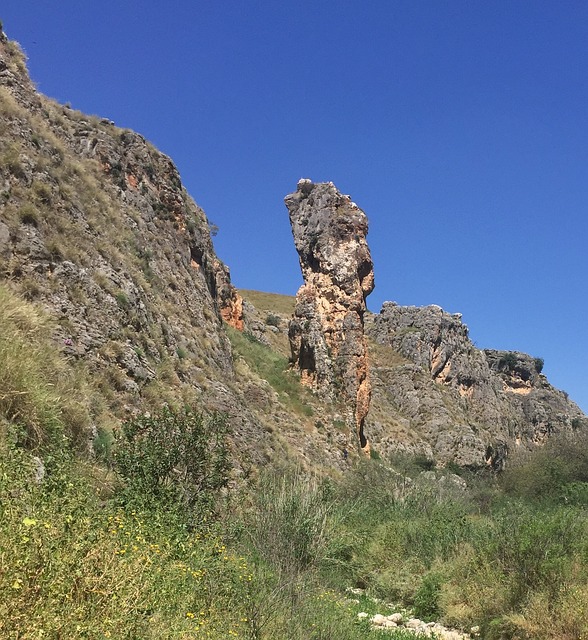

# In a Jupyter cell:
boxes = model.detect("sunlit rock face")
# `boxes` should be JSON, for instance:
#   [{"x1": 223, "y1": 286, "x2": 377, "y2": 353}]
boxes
[
  {"x1": 367, "y1": 302, "x2": 588, "y2": 468},
  {"x1": 286, "y1": 179, "x2": 374, "y2": 452}
]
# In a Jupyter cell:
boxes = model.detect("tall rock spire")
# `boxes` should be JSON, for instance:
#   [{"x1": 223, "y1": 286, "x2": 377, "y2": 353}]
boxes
[{"x1": 286, "y1": 179, "x2": 374, "y2": 452}]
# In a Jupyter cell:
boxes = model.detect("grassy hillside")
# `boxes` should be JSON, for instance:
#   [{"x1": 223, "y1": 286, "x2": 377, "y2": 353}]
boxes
[
  {"x1": 2, "y1": 285, "x2": 588, "y2": 639},
  {"x1": 239, "y1": 289, "x2": 296, "y2": 316}
]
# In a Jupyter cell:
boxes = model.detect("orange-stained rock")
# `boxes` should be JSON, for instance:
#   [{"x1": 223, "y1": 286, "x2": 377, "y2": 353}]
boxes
[{"x1": 286, "y1": 179, "x2": 374, "y2": 452}]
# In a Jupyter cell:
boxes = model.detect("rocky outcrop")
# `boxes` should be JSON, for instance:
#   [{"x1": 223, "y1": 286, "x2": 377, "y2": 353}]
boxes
[
  {"x1": 367, "y1": 302, "x2": 586, "y2": 467},
  {"x1": 0, "y1": 32, "x2": 257, "y2": 456},
  {"x1": 286, "y1": 179, "x2": 374, "y2": 450},
  {"x1": 1, "y1": 25, "x2": 585, "y2": 473}
]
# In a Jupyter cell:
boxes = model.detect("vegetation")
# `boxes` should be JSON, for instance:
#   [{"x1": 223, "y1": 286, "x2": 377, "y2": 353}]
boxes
[
  {"x1": 239, "y1": 289, "x2": 296, "y2": 316},
  {"x1": 113, "y1": 406, "x2": 230, "y2": 512},
  {"x1": 533, "y1": 357, "x2": 544, "y2": 374},
  {"x1": 7, "y1": 352, "x2": 584, "y2": 623},
  {"x1": 226, "y1": 324, "x2": 314, "y2": 417},
  {"x1": 3, "y1": 411, "x2": 588, "y2": 639},
  {"x1": 0, "y1": 284, "x2": 91, "y2": 449},
  {"x1": 2, "y1": 297, "x2": 587, "y2": 639},
  {"x1": 498, "y1": 352, "x2": 518, "y2": 371},
  {"x1": 0, "y1": 288, "x2": 586, "y2": 639}
]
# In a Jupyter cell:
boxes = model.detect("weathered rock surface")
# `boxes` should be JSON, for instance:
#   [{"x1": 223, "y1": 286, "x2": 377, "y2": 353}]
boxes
[
  {"x1": 1, "y1": 26, "x2": 585, "y2": 473},
  {"x1": 0, "y1": 32, "x2": 259, "y2": 457},
  {"x1": 366, "y1": 302, "x2": 586, "y2": 467},
  {"x1": 286, "y1": 179, "x2": 374, "y2": 450}
]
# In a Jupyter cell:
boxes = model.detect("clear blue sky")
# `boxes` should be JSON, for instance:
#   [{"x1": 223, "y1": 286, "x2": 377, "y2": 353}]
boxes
[{"x1": 3, "y1": 2, "x2": 587, "y2": 413}]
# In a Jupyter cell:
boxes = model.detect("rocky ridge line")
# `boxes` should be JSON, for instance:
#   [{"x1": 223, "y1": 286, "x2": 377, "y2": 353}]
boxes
[{"x1": 366, "y1": 301, "x2": 586, "y2": 466}]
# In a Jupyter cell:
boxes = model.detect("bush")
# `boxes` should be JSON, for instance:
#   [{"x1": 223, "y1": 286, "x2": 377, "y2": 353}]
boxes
[
  {"x1": 498, "y1": 352, "x2": 518, "y2": 371},
  {"x1": 113, "y1": 406, "x2": 230, "y2": 515},
  {"x1": 265, "y1": 313, "x2": 281, "y2": 328},
  {"x1": 0, "y1": 433, "x2": 250, "y2": 640},
  {"x1": 413, "y1": 572, "x2": 443, "y2": 621},
  {"x1": 501, "y1": 432, "x2": 588, "y2": 502}
]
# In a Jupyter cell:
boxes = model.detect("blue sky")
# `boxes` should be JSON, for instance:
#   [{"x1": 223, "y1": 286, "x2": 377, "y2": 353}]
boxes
[{"x1": 3, "y1": 2, "x2": 587, "y2": 412}]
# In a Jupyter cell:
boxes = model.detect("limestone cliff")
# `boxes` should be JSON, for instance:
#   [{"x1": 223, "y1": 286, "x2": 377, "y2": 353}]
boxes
[
  {"x1": 366, "y1": 302, "x2": 586, "y2": 467},
  {"x1": 286, "y1": 179, "x2": 374, "y2": 451},
  {"x1": 0, "y1": 31, "x2": 254, "y2": 448}
]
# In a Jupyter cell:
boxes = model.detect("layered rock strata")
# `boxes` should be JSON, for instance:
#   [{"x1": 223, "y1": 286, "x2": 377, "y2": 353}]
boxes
[{"x1": 286, "y1": 179, "x2": 374, "y2": 450}]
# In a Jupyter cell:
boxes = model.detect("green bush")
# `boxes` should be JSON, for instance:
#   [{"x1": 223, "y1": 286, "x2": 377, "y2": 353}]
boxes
[
  {"x1": 498, "y1": 352, "x2": 518, "y2": 371},
  {"x1": 501, "y1": 432, "x2": 588, "y2": 502},
  {"x1": 533, "y1": 357, "x2": 544, "y2": 374},
  {"x1": 0, "y1": 432, "x2": 251, "y2": 639},
  {"x1": 413, "y1": 572, "x2": 443, "y2": 621},
  {"x1": 265, "y1": 313, "x2": 281, "y2": 328},
  {"x1": 113, "y1": 406, "x2": 230, "y2": 515}
]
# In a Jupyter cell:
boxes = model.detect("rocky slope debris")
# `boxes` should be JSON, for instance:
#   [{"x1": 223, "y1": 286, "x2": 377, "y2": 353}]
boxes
[
  {"x1": 366, "y1": 612, "x2": 477, "y2": 639},
  {"x1": 286, "y1": 179, "x2": 375, "y2": 451}
]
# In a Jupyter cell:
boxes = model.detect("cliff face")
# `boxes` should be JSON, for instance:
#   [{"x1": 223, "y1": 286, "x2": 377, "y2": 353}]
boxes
[
  {"x1": 366, "y1": 302, "x2": 586, "y2": 467},
  {"x1": 0, "y1": 31, "x2": 255, "y2": 448},
  {"x1": 286, "y1": 179, "x2": 374, "y2": 451}
]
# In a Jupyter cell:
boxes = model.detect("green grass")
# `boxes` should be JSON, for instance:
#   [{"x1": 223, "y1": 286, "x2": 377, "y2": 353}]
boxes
[
  {"x1": 226, "y1": 325, "x2": 313, "y2": 417},
  {"x1": 2, "y1": 402, "x2": 588, "y2": 639}
]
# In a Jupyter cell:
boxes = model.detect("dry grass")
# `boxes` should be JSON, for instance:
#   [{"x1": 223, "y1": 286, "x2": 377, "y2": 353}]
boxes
[
  {"x1": 0, "y1": 286, "x2": 92, "y2": 447},
  {"x1": 240, "y1": 289, "x2": 296, "y2": 316}
]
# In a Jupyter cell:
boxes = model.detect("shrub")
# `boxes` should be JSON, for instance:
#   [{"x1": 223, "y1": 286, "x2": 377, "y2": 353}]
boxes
[
  {"x1": 533, "y1": 357, "x2": 544, "y2": 374},
  {"x1": 265, "y1": 313, "x2": 281, "y2": 328},
  {"x1": 113, "y1": 406, "x2": 230, "y2": 515},
  {"x1": 19, "y1": 203, "x2": 40, "y2": 226},
  {"x1": 115, "y1": 290, "x2": 130, "y2": 309},
  {"x1": 413, "y1": 572, "x2": 443, "y2": 621},
  {"x1": 501, "y1": 431, "x2": 588, "y2": 502},
  {"x1": 498, "y1": 352, "x2": 517, "y2": 371}
]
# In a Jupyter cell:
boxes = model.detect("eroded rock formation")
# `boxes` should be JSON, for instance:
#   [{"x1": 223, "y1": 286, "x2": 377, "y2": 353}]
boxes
[
  {"x1": 366, "y1": 302, "x2": 587, "y2": 467},
  {"x1": 286, "y1": 179, "x2": 374, "y2": 450}
]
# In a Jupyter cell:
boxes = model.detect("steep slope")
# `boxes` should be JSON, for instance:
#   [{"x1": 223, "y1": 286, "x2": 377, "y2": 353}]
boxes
[
  {"x1": 0, "y1": 29, "x2": 269, "y2": 459},
  {"x1": 0, "y1": 29, "x2": 363, "y2": 473},
  {"x1": 1, "y1": 26, "x2": 584, "y2": 474}
]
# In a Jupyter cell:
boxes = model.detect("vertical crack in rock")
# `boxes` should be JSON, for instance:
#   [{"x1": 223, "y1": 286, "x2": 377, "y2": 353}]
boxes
[{"x1": 286, "y1": 179, "x2": 375, "y2": 452}]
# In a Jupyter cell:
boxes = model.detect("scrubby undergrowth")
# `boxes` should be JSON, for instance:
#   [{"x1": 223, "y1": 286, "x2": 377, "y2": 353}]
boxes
[{"x1": 1, "y1": 287, "x2": 588, "y2": 639}]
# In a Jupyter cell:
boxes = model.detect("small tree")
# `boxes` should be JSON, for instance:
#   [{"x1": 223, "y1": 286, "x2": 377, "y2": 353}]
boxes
[{"x1": 533, "y1": 357, "x2": 544, "y2": 374}]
